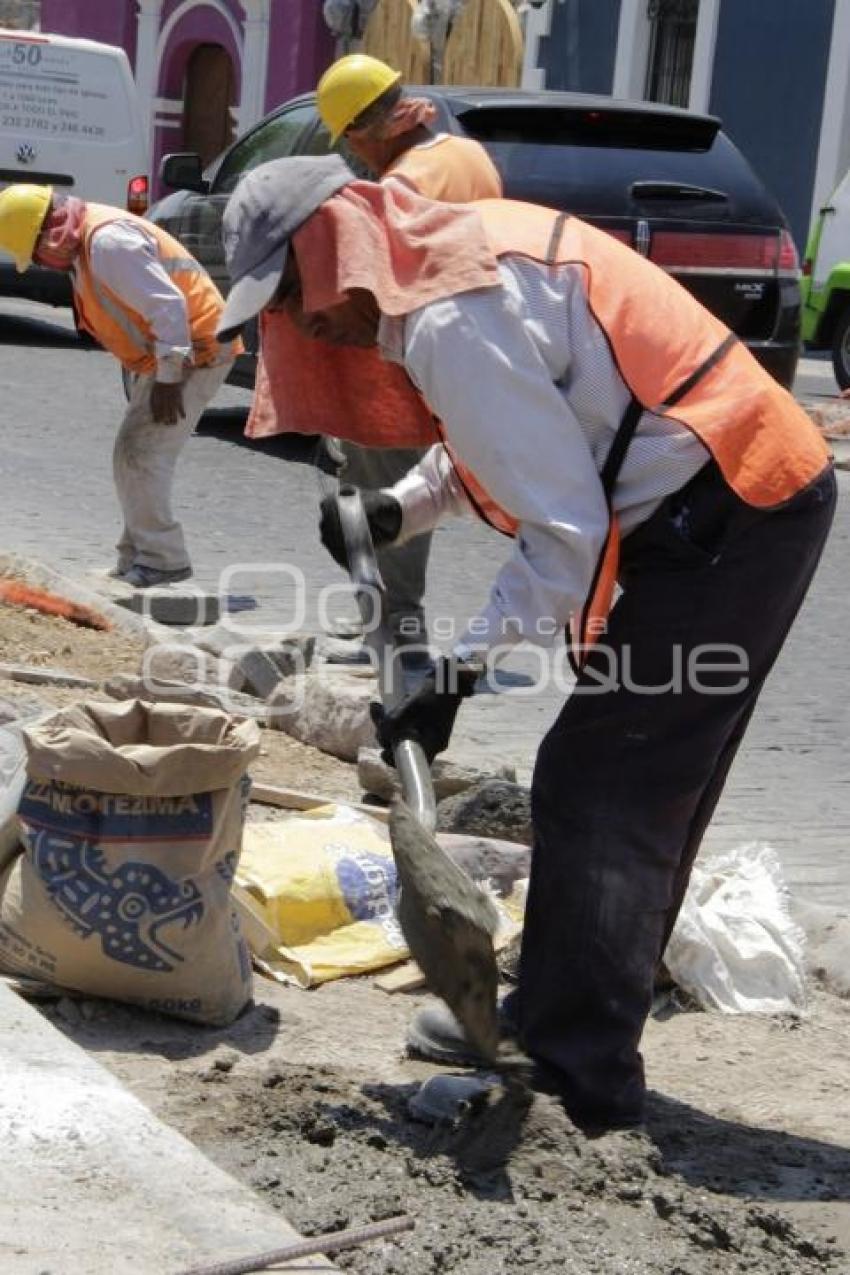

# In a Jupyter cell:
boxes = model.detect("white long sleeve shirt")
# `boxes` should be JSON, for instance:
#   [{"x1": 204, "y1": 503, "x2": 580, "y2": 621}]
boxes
[
  {"x1": 379, "y1": 256, "x2": 710, "y2": 660},
  {"x1": 78, "y1": 220, "x2": 193, "y2": 382}
]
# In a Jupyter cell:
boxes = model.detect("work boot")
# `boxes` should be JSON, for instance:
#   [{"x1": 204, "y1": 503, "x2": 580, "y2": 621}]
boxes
[
  {"x1": 406, "y1": 995, "x2": 519, "y2": 1067},
  {"x1": 123, "y1": 564, "x2": 193, "y2": 589},
  {"x1": 408, "y1": 1003, "x2": 645, "y2": 1136}
]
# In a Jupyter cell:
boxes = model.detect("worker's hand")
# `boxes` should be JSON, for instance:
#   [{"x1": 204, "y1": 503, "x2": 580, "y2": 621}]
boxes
[
  {"x1": 371, "y1": 657, "x2": 481, "y2": 765},
  {"x1": 150, "y1": 381, "x2": 186, "y2": 426},
  {"x1": 319, "y1": 489, "x2": 403, "y2": 568}
]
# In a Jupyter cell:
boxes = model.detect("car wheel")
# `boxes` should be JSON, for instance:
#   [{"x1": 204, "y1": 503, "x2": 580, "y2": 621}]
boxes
[{"x1": 831, "y1": 304, "x2": 850, "y2": 390}]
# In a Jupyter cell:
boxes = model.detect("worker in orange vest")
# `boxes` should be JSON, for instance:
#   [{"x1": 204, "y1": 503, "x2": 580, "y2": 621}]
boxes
[
  {"x1": 0, "y1": 184, "x2": 239, "y2": 588},
  {"x1": 254, "y1": 54, "x2": 502, "y2": 664},
  {"x1": 217, "y1": 156, "x2": 835, "y2": 1135}
]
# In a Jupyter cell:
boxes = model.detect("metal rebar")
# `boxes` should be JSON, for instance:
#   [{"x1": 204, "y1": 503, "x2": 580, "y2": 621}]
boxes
[{"x1": 175, "y1": 1214, "x2": 415, "y2": 1275}]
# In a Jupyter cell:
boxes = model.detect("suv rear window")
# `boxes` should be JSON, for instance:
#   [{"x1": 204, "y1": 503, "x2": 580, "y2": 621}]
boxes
[
  {"x1": 458, "y1": 104, "x2": 718, "y2": 152},
  {"x1": 454, "y1": 104, "x2": 777, "y2": 225}
]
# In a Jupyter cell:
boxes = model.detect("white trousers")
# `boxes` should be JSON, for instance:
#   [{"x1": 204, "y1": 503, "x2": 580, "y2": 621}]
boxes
[{"x1": 113, "y1": 360, "x2": 232, "y2": 572}]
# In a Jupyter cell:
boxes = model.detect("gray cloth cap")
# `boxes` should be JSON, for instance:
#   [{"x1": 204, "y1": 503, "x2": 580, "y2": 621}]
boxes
[{"x1": 216, "y1": 154, "x2": 354, "y2": 341}]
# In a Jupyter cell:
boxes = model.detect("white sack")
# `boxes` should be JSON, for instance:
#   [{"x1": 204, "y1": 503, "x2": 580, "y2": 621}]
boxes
[{"x1": 665, "y1": 843, "x2": 807, "y2": 1014}]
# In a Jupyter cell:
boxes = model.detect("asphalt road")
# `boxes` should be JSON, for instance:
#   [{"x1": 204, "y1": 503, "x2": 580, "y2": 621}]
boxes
[{"x1": 0, "y1": 298, "x2": 848, "y2": 906}]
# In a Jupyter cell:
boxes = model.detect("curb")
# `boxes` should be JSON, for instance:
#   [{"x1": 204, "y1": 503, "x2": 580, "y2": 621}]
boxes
[{"x1": 0, "y1": 980, "x2": 337, "y2": 1273}]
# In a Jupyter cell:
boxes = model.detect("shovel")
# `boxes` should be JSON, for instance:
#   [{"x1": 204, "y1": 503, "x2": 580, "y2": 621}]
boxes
[{"x1": 333, "y1": 484, "x2": 501, "y2": 1062}]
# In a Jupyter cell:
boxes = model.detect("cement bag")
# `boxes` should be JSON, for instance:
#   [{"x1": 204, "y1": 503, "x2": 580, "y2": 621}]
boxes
[
  {"x1": 0, "y1": 699, "x2": 261, "y2": 1025},
  {"x1": 665, "y1": 843, "x2": 807, "y2": 1014},
  {"x1": 234, "y1": 804, "x2": 408, "y2": 986}
]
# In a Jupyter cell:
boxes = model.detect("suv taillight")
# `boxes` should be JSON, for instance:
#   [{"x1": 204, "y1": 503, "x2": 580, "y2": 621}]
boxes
[
  {"x1": 650, "y1": 230, "x2": 799, "y2": 276},
  {"x1": 127, "y1": 175, "x2": 149, "y2": 215},
  {"x1": 657, "y1": 234, "x2": 795, "y2": 274},
  {"x1": 777, "y1": 229, "x2": 799, "y2": 272}
]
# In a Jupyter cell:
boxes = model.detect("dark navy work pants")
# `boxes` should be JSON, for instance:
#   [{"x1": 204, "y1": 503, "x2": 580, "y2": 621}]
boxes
[{"x1": 518, "y1": 460, "x2": 837, "y2": 1131}]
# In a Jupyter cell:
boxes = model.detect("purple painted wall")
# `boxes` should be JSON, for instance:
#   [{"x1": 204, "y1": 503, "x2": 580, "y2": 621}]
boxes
[
  {"x1": 266, "y1": 1, "x2": 336, "y2": 111},
  {"x1": 40, "y1": 0, "x2": 335, "y2": 110},
  {"x1": 40, "y1": 0, "x2": 137, "y2": 66},
  {"x1": 36, "y1": 0, "x2": 338, "y2": 194}
]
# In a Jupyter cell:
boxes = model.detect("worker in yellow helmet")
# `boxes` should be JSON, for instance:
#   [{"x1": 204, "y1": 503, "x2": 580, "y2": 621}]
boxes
[
  {"x1": 317, "y1": 53, "x2": 501, "y2": 202},
  {"x1": 0, "y1": 183, "x2": 239, "y2": 587},
  {"x1": 307, "y1": 53, "x2": 503, "y2": 665}
]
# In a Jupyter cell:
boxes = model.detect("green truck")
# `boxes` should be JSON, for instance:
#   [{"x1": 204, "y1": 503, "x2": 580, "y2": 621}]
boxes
[{"x1": 801, "y1": 167, "x2": 850, "y2": 388}]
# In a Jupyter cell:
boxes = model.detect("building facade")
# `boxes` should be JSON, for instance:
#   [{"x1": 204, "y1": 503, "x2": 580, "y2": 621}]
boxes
[
  {"x1": 525, "y1": 0, "x2": 850, "y2": 251},
  {"x1": 36, "y1": 0, "x2": 850, "y2": 251},
  {"x1": 38, "y1": 0, "x2": 333, "y2": 188}
]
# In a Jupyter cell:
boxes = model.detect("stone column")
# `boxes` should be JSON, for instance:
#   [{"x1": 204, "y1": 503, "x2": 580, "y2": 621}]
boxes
[
  {"x1": 135, "y1": 0, "x2": 163, "y2": 160},
  {"x1": 239, "y1": 0, "x2": 271, "y2": 133}
]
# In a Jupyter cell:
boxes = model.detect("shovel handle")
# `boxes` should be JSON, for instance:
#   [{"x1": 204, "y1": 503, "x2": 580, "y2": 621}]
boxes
[
  {"x1": 394, "y1": 738, "x2": 437, "y2": 833},
  {"x1": 335, "y1": 486, "x2": 437, "y2": 833}
]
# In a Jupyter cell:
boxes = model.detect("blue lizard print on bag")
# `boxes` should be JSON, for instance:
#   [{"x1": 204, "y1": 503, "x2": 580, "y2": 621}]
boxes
[{"x1": 30, "y1": 830, "x2": 204, "y2": 972}]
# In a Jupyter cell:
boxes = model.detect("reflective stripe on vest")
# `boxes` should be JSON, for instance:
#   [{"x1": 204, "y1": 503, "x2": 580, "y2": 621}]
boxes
[
  {"x1": 84, "y1": 254, "x2": 210, "y2": 362},
  {"x1": 74, "y1": 204, "x2": 237, "y2": 375}
]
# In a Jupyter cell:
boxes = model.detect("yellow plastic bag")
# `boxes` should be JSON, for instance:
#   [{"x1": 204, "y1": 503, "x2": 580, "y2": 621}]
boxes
[{"x1": 233, "y1": 804, "x2": 409, "y2": 987}]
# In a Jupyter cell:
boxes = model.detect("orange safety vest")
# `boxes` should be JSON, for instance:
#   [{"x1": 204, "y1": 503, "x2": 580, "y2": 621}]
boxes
[
  {"x1": 385, "y1": 135, "x2": 503, "y2": 203},
  {"x1": 73, "y1": 204, "x2": 239, "y2": 376},
  {"x1": 446, "y1": 200, "x2": 830, "y2": 668}
]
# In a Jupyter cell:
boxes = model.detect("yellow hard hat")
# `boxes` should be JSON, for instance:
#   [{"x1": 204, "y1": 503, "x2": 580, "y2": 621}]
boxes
[
  {"x1": 317, "y1": 54, "x2": 402, "y2": 144},
  {"x1": 0, "y1": 183, "x2": 52, "y2": 272}
]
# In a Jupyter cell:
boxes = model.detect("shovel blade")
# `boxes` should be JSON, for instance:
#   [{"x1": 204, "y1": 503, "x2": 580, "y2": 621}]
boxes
[{"x1": 390, "y1": 800, "x2": 501, "y2": 1061}]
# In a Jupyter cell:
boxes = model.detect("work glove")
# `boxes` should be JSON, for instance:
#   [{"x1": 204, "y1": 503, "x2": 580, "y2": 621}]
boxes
[
  {"x1": 371, "y1": 656, "x2": 481, "y2": 765},
  {"x1": 319, "y1": 488, "x2": 403, "y2": 569}
]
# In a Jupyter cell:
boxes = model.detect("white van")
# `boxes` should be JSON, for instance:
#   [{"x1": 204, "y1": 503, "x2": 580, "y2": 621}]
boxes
[{"x1": 0, "y1": 28, "x2": 148, "y2": 306}]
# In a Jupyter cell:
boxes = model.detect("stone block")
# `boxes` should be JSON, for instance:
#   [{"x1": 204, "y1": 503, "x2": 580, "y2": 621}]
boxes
[
  {"x1": 115, "y1": 589, "x2": 220, "y2": 627},
  {"x1": 139, "y1": 644, "x2": 246, "y2": 693},
  {"x1": 236, "y1": 647, "x2": 290, "y2": 701},
  {"x1": 267, "y1": 667, "x2": 377, "y2": 761},
  {"x1": 439, "y1": 832, "x2": 531, "y2": 896},
  {"x1": 191, "y1": 626, "x2": 315, "y2": 677},
  {"x1": 264, "y1": 635, "x2": 317, "y2": 678}
]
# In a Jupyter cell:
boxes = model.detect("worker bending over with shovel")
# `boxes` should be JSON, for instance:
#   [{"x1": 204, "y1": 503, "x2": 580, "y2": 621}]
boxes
[
  {"x1": 218, "y1": 155, "x2": 835, "y2": 1135},
  {"x1": 252, "y1": 55, "x2": 501, "y2": 666},
  {"x1": 0, "y1": 184, "x2": 238, "y2": 587}
]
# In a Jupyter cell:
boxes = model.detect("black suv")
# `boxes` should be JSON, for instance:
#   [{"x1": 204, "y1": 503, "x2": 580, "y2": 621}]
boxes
[{"x1": 151, "y1": 88, "x2": 801, "y2": 389}]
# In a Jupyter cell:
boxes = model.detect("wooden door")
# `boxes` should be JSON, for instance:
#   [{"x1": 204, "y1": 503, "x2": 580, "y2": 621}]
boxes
[{"x1": 183, "y1": 43, "x2": 235, "y2": 167}]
